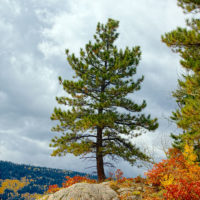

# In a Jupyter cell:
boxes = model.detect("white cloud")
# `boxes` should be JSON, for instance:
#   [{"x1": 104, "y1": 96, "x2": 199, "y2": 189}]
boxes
[
  {"x1": 0, "y1": 0, "x2": 21, "y2": 16},
  {"x1": 0, "y1": 0, "x2": 187, "y2": 177}
]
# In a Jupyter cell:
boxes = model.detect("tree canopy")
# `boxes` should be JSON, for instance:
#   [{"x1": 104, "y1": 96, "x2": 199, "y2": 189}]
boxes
[
  {"x1": 50, "y1": 18, "x2": 158, "y2": 181},
  {"x1": 162, "y1": 0, "x2": 200, "y2": 159}
]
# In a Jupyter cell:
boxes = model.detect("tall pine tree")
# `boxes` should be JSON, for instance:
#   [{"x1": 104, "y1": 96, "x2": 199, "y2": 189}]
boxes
[
  {"x1": 50, "y1": 19, "x2": 158, "y2": 181},
  {"x1": 162, "y1": 0, "x2": 200, "y2": 159}
]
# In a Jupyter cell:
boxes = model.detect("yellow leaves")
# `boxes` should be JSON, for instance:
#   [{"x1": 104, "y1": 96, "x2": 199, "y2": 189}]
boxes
[
  {"x1": 21, "y1": 193, "x2": 43, "y2": 200},
  {"x1": 0, "y1": 186, "x2": 4, "y2": 194},
  {"x1": 132, "y1": 191, "x2": 141, "y2": 195},
  {"x1": 183, "y1": 143, "x2": 197, "y2": 164},
  {"x1": 160, "y1": 174, "x2": 174, "y2": 187},
  {"x1": 0, "y1": 177, "x2": 29, "y2": 194},
  {"x1": 0, "y1": 177, "x2": 44, "y2": 199},
  {"x1": 109, "y1": 181, "x2": 120, "y2": 191}
]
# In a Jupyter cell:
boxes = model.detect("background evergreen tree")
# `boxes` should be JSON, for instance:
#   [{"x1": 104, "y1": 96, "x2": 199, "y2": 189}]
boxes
[
  {"x1": 162, "y1": 0, "x2": 200, "y2": 159},
  {"x1": 50, "y1": 18, "x2": 158, "y2": 181}
]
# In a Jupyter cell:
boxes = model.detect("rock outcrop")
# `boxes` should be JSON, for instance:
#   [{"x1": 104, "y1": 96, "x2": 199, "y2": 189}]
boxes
[
  {"x1": 40, "y1": 182, "x2": 119, "y2": 200},
  {"x1": 40, "y1": 181, "x2": 144, "y2": 200}
]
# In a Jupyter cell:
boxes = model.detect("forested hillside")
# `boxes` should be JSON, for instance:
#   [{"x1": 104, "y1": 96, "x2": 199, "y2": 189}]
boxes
[{"x1": 0, "y1": 160, "x2": 97, "y2": 200}]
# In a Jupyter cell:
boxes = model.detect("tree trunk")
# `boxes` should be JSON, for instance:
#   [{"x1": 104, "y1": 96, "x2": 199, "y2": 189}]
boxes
[
  {"x1": 96, "y1": 81, "x2": 106, "y2": 182},
  {"x1": 96, "y1": 127, "x2": 106, "y2": 182}
]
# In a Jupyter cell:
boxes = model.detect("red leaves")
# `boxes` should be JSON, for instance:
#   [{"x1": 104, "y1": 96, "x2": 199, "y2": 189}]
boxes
[
  {"x1": 47, "y1": 175, "x2": 97, "y2": 194},
  {"x1": 115, "y1": 169, "x2": 124, "y2": 180},
  {"x1": 47, "y1": 169, "x2": 132, "y2": 194},
  {"x1": 133, "y1": 175, "x2": 146, "y2": 184},
  {"x1": 146, "y1": 147, "x2": 200, "y2": 200},
  {"x1": 165, "y1": 180, "x2": 200, "y2": 200},
  {"x1": 145, "y1": 148, "x2": 187, "y2": 186},
  {"x1": 62, "y1": 175, "x2": 96, "y2": 188},
  {"x1": 47, "y1": 184, "x2": 59, "y2": 193}
]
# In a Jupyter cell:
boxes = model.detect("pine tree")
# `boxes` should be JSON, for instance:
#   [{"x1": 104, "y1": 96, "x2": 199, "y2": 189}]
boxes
[
  {"x1": 162, "y1": 0, "x2": 200, "y2": 159},
  {"x1": 50, "y1": 19, "x2": 158, "y2": 181}
]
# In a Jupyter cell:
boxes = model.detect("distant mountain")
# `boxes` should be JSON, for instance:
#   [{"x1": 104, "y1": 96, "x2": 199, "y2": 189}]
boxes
[{"x1": 0, "y1": 160, "x2": 97, "y2": 200}]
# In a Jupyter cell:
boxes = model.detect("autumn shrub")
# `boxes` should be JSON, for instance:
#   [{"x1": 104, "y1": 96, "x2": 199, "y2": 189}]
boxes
[
  {"x1": 62, "y1": 175, "x2": 96, "y2": 188},
  {"x1": 47, "y1": 169, "x2": 136, "y2": 194},
  {"x1": 106, "y1": 169, "x2": 136, "y2": 190},
  {"x1": 47, "y1": 175, "x2": 97, "y2": 193},
  {"x1": 115, "y1": 169, "x2": 124, "y2": 180},
  {"x1": 47, "y1": 184, "x2": 60, "y2": 193},
  {"x1": 146, "y1": 144, "x2": 200, "y2": 200},
  {"x1": 145, "y1": 148, "x2": 184, "y2": 186},
  {"x1": 133, "y1": 175, "x2": 146, "y2": 184},
  {"x1": 107, "y1": 169, "x2": 124, "y2": 181},
  {"x1": 165, "y1": 179, "x2": 200, "y2": 200}
]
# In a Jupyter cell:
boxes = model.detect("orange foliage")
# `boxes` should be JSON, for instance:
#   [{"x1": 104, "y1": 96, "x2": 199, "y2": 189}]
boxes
[
  {"x1": 133, "y1": 175, "x2": 146, "y2": 184},
  {"x1": 115, "y1": 168, "x2": 123, "y2": 180},
  {"x1": 47, "y1": 169, "x2": 136, "y2": 194},
  {"x1": 145, "y1": 148, "x2": 185, "y2": 186},
  {"x1": 146, "y1": 147, "x2": 200, "y2": 200},
  {"x1": 106, "y1": 169, "x2": 135, "y2": 186},
  {"x1": 47, "y1": 184, "x2": 60, "y2": 193},
  {"x1": 62, "y1": 175, "x2": 97, "y2": 188},
  {"x1": 47, "y1": 175, "x2": 97, "y2": 193},
  {"x1": 165, "y1": 179, "x2": 200, "y2": 200}
]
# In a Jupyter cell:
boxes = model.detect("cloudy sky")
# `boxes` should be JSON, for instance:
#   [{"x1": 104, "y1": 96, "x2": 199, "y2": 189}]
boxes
[{"x1": 0, "y1": 0, "x2": 187, "y2": 177}]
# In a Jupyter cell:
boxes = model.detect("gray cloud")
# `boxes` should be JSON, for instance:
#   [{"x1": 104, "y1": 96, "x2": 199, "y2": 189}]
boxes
[{"x1": 0, "y1": 0, "x2": 186, "y2": 177}]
